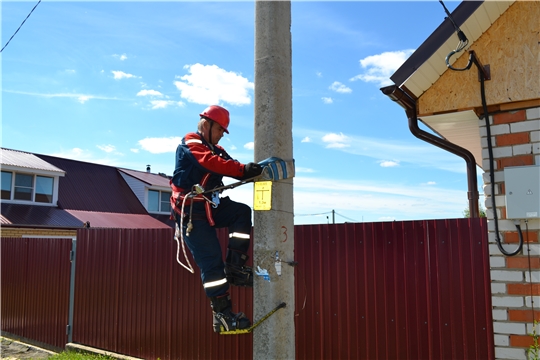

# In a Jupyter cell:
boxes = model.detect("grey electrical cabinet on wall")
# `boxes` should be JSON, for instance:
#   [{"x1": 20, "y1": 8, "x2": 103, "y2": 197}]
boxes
[{"x1": 504, "y1": 165, "x2": 540, "y2": 219}]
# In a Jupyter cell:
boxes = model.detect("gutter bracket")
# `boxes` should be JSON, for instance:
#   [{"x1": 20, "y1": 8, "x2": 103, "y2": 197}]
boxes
[{"x1": 469, "y1": 50, "x2": 490, "y2": 81}]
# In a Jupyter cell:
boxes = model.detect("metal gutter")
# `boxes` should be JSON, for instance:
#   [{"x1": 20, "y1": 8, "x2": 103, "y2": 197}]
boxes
[{"x1": 380, "y1": 85, "x2": 480, "y2": 218}]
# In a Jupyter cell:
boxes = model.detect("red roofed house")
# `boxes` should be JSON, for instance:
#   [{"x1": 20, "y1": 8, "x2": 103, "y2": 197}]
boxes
[{"x1": 1, "y1": 147, "x2": 174, "y2": 237}]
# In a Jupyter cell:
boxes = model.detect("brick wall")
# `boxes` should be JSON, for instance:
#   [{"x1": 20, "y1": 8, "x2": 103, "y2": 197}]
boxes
[
  {"x1": 1, "y1": 227, "x2": 77, "y2": 238},
  {"x1": 480, "y1": 107, "x2": 540, "y2": 359}
]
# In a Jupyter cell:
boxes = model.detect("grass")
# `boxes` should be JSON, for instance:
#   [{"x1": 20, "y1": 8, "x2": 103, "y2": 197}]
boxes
[{"x1": 47, "y1": 351, "x2": 116, "y2": 360}]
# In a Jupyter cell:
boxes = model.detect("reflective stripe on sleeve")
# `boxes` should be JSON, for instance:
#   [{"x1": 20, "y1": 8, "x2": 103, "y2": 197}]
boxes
[{"x1": 185, "y1": 139, "x2": 202, "y2": 145}]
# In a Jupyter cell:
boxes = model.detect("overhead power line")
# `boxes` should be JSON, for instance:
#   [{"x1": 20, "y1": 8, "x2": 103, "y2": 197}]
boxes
[{"x1": 1, "y1": 0, "x2": 42, "y2": 53}]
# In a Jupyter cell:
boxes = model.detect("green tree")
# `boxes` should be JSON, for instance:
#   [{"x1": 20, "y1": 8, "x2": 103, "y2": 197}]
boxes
[{"x1": 463, "y1": 204, "x2": 486, "y2": 218}]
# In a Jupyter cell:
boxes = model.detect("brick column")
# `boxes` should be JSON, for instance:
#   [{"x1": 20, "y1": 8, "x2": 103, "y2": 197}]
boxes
[{"x1": 480, "y1": 107, "x2": 540, "y2": 359}]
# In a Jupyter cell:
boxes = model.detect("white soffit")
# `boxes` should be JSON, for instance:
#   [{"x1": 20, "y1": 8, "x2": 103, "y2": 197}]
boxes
[
  {"x1": 419, "y1": 110, "x2": 483, "y2": 168},
  {"x1": 405, "y1": 1, "x2": 514, "y2": 99}
]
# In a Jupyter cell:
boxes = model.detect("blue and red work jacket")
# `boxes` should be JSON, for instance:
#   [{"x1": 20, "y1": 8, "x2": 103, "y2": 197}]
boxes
[{"x1": 170, "y1": 132, "x2": 246, "y2": 224}]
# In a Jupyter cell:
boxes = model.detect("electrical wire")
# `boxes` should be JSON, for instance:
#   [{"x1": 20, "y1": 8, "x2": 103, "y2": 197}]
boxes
[
  {"x1": 479, "y1": 70, "x2": 522, "y2": 256},
  {"x1": 525, "y1": 220, "x2": 536, "y2": 323},
  {"x1": 334, "y1": 212, "x2": 359, "y2": 223},
  {"x1": 440, "y1": 0, "x2": 523, "y2": 256},
  {"x1": 439, "y1": 0, "x2": 470, "y2": 71},
  {"x1": 295, "y1": 211, "x2": 333, "y2": 217},
  {"x1": 1, "y1": 0, "x2": 42, "y2": 53}
]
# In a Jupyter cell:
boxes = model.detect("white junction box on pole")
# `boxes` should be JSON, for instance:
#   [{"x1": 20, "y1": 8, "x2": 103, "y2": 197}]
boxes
[{"x1": 504, "y1": 165, "x2": 540, "y2": 219}]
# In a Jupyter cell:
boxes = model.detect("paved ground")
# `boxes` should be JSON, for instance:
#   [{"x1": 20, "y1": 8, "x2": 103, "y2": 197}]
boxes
[{"x1": 1, "y1": 337, "x2": 56, "y2": 360}]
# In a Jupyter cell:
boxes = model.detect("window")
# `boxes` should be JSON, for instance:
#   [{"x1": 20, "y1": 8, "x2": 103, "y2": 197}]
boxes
[
  {"x1": 14, "y1": 174, "x2": 33, "y2": 201},
  {"x1": 1, "y1": 171, "x2": 54, "y2": 204},
  {"x1": 161, "y1": 191, "x2": 171, "y2": 213},
  {"x1": 1, "y1": 171, "x2": 12, "y2": 199},
  {"x1": 148, "y1": 189, "x2": 171, "y2": 213},
  {"x1": 35, "y1": 176, "x2": 54, "y2": 203}
]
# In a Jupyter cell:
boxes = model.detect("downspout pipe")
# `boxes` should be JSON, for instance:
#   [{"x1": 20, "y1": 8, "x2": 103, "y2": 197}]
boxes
[{"x1": 381, "y1": 85, "x2": 480, "y2": 218}]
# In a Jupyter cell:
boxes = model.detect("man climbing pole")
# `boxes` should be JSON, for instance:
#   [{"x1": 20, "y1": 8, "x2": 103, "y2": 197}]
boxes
[{"x1": 170, "y1": 105, "x2": 263, "y2": 333}]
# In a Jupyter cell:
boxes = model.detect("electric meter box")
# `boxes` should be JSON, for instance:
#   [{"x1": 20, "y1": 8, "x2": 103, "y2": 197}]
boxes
[{"x1": 504, "y1": 165, "x2": 540, "y2": 219}]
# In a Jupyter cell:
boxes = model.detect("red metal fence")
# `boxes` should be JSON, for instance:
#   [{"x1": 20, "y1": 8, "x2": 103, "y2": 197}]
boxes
[
  {"x1": 294, "y1": 218, "x2": 494, "y2": 360},
  {"x1": 1, "y1": 218, "x2": 493, "y2": 359},
  {"x1": 1, "y1": 236, "x2": 73, "y2": 349}
]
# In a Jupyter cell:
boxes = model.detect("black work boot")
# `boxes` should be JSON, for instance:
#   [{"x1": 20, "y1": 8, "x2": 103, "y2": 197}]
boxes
[
  {"x1": 210, "y1": 293, "x2": 251, "y2": 333},
  {"x1": 225, "y1": 249, "x2": 253, "y2": 287}
]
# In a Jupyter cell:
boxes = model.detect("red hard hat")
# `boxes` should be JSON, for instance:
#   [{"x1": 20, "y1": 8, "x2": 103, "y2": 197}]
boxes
[{"x1": 199, "y1": 105, "x2": 230, "y2": 134}]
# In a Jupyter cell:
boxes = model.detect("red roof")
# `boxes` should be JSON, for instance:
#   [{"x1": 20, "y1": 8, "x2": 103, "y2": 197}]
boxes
[
  {"x1": 36, "y1": 154, "x2": 148, "y2": 213},
  {"x1": 65, "y1": 210, "x2": 170, "y2": 229},
  {"x1": 118, "y1": 168, "x2": 171, "y2": 187}
]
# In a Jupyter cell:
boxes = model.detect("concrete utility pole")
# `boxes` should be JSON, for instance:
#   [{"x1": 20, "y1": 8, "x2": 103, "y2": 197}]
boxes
[{"x1": 253, "y1": 1, "x2": 294, "y2": 360}]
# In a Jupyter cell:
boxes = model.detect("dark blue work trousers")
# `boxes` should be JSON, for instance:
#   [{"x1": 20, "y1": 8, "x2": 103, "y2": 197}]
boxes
[{"x1": 177, "y1": 196, "x2": 252, "y2": 298}]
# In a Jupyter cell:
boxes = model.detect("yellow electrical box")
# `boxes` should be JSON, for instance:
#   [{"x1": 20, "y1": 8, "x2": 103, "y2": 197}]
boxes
[{"x1": 254, "y1": 181, "x2": 272, "y2": 211}]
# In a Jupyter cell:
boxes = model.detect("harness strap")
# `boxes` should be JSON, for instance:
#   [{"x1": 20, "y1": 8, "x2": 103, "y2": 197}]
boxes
[{"x1": 170, "y1": 173, "x2": 215, "y2": 226}]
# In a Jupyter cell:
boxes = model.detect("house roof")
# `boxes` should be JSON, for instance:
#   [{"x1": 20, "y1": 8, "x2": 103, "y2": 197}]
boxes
[
  {"x1": 64, "y1": 210, "x2": 171, "y2": 229},
  {"x1": 1, "y1": 148, "x2": 65, "y2": 175},
  {"x1": 387, "y1": 0, "x2": 514, "y2": 168},
  {"x1": 118, "y1": 168, "x2": 171, "y2": 188},
  {"x1": 1, "y1": 203, "x2": 84, "y2": 227},
  {"x1": 391, "y1": 1, "x2": 514, "y2": 98},
  {"x1": 36, "y1": 154, "x2": 148, "y2": 214}
]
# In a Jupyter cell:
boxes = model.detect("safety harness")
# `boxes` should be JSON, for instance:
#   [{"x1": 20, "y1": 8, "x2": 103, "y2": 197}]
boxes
[
  {"x1": 169, "y1": 156, "x2": 295, "y2": 273},
  {"x1": 169, "y1": 172, "x2": 219, "y2": 273}
]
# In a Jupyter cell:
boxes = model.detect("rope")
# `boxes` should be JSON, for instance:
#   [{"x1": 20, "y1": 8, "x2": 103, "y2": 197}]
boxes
[{"x1": 174, "y1": 192, "x2": 195, "y2": 273}]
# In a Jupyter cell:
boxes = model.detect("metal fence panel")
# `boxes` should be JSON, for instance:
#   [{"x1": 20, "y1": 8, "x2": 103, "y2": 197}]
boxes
[
  {"x1": 1, "y1": 236, "x2": 72, "y2": 349},
  {"x1": 73, "y1": 227, "x2": 253, "y2": 360},
  {"x1": 294, "y1": 218, "x2": 493, "y2": 360}
]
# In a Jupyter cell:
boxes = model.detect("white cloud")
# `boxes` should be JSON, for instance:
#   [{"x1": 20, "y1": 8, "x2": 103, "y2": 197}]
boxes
[
  {"x1": 113, "y1": 53, "x2": 128, "y2": 61},
  {"x1": 350, "y1": 49, "x2": 415, "y2": 87},
  {"x1": 77, "y1": 95, "x2": 91, "y2": 104},
  {"x1": 295, "y1": 127, "x2": 466, "y2": 174},
  {"x1": 423, "y1": 181, "x2": 437, "y2": 186},
  {"x1": 130, "y1": 148, "x2": 139, "y2": 153},
  {"x1": 4, "y1": 90, "x2": 124, "y2": 103},
  {"x1": 322, "y1": 97, "x2": 333, "y2": 104},
  {"x1": 97, "y1": 144, "x2": 116, "y2": 153},
  {"x1": 137, "y1": 89, "x2": 163, "y2": 97},
  {"x1": 174, "y1": 63, "x2": 254, "y2": 106},
  {"x1": 379, "y1": 160, "x2": 399, "y2": 167},
  {"x1": 316, "y1": 71, "x2": 322, "y2": 78},
  {"x1": 296, "y1": 167, "x2": 315, "y2": 173},
  {"x1": 149, "y1": 100, "x2": 184, "y2": 109},
  {"x1": 112, "y1": 70, "x2": 139, "y2": 80},
  {"x1": 244, "y1": 142, "x2": 254, "y2": 150},
  {"x1": 49, "y1": 148, "x2": 120, "y2": 167},
  {"x1": 329, "y1": 81, "x2": 352, "y2": 94},
  {"x1": 65, "y1": 69, "x2": 76, "y2": 74},
  {"x1": 138, "y1": 136, "x2": 182, "y2": 154},
  {"x1": 322, "y1": 132, "x2": 350, "y2": 149},
  {"x1": 292, "y1": 176, "x2": 467, "y2": 223},
  {"x1": 301, "y1": 137, "x2": 311, "y2": 143}
]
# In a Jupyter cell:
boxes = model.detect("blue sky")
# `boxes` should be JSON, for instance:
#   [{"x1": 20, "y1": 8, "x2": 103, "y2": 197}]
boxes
[{"x1": 2, "y1": 0, "x2": 481, "y2": 224}]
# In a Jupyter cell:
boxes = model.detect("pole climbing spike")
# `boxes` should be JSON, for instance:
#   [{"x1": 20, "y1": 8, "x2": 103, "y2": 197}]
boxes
[{"x1": 218, "y1": 302, "x2": 286, "y2": 335}]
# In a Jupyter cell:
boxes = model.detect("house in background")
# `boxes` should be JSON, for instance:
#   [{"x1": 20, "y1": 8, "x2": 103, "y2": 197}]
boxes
[
  {"x1": 382, "y1": 1, "x2": 539, "y2": 359},
  {"x1": 1, "y1": 147, "x2": 173, "y2": 237}
]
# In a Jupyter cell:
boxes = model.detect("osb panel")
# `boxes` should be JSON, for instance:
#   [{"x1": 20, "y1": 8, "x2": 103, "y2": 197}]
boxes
[{"x1": 419, "y1": 2, "x2": 540, "y2": 116}]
